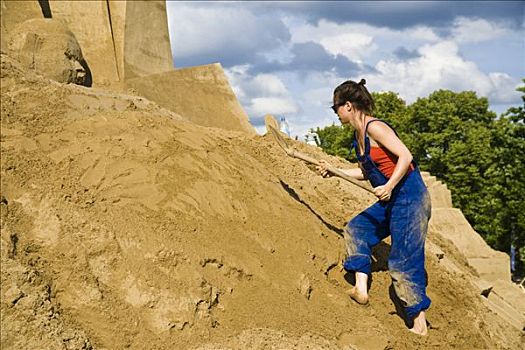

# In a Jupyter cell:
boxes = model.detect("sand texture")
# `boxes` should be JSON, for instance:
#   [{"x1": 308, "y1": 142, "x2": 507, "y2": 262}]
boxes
[{"x1": 1, "y1": 54, "x2": 524, "y2": 349}]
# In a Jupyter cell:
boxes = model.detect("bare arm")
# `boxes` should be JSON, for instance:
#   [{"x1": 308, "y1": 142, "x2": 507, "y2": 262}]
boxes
[
  {"x1": 338, "y1": 167, "x2": 366, "y2": 180},
  {"x1": 367, "y1": 122, "x2": 413, "y2": 198},
  {"x1": 316, "y1": 160, "x2": 366, "y2": 180}
]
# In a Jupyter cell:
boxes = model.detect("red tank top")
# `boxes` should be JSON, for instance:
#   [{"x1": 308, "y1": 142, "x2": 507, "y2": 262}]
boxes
[{"x1": 369, "y1": 145, "x2": 414, "y2": 178}]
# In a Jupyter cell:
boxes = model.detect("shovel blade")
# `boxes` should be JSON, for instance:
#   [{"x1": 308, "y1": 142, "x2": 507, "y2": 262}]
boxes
[{"x1": 265, "y1": 114, "x2": 291, "y2": 154}]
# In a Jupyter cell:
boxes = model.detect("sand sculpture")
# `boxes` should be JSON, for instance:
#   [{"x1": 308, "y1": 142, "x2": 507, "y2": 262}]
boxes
[
  {"x1": 1, "y1": 1, "x2": 524, "y2": 349},
  {"x1": 7, "y1": 18, "x2": 91, "y2": 86},
  {"x1": 0, "y1": 0, "x2": 254, "y2": 134}
]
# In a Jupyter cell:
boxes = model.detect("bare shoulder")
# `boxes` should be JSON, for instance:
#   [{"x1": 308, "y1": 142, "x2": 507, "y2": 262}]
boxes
[
  {"x1": 367, "y1": 120, "x2": 396, "y2": 141},
  {"x1": 367, "y1": 120, "x2": 410, "y2": 156}
]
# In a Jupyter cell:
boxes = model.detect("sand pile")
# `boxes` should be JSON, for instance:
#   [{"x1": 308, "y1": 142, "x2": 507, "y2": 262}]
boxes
[{"x1": 1, "y1": 54, "x2": 524, "y2": 349}]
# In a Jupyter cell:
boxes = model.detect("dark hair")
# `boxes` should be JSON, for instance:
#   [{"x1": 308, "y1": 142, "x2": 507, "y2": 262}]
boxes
[{"x1": 333, "y1": 78, "x2": 375, "y2": 115}]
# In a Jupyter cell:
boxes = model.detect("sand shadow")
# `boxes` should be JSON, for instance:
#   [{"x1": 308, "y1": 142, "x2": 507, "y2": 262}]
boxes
[
  {"x1": 279, "y1": 180, "x2": 344, "y2": 238},
  {"x1": 78, "y1": 58, "x2": 93, "y2": 87},
  {"x1": 371, "y1": 241, "x2": 390, "y2": 272},
  {"x1": 389, "y1": 284, "x2": 413, "y2": 328}
]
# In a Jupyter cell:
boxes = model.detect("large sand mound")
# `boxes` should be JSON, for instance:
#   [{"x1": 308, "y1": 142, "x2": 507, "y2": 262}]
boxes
[{"x1": 1, "y1": 54, "x2": 524, "y2": 349}]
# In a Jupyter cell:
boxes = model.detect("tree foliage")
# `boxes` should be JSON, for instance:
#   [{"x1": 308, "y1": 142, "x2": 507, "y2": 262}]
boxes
[
  {"x1": 315, "y1": 124, "x2": 355, "y2": 160},
  {"x1": 316, "y1": 83, "x2": 525, "y2": 276}
]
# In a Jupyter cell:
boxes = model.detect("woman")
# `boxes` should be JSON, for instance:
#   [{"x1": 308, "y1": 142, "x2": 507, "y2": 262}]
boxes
[{"x1": 317, "y1": 79, "x2": 431, "y2": 336}]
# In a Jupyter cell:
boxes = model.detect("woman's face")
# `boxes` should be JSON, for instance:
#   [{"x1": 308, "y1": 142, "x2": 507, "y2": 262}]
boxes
[{"x1": 332, "y1": 99, "x2": 353, "y2": 125}]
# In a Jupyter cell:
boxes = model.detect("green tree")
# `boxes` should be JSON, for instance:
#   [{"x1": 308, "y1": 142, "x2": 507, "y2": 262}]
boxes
[
  {"x1": 315, "y1": 124, "x2": 354, "y2": 160},
  {"x1": 372, "y1": 91, "x2": 408, "y2": 129},
  {"x1": 490, "y1": 79, "x2": 525, "y2": 275},
  {"x1": 406, "y1": 90, "x2": 496, "y2": 178},
  {"x1": 371, "y1": 92, "x2": 413, "y2": 153}
]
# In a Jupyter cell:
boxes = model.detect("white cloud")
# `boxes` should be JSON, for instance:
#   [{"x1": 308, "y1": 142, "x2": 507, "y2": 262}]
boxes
[
  {"x1": 364, "y1": 41, "x2": 521, "y2": 105},
  {"x1": 286, "y1": 18, "x2": 442, "y2": 63},
  {"x1": 166, "y1": 3, "x2": 289, "y2": 63},
  {"x1": 226, "y1": 68, "x2": 290, "y2": 100},
  {"x1": 451, "y1": 17, "x2": 509, "y2": 43},
  {"x1": 224, "y1": 65, "x2": 250, "y2": 100},
  {"x1": 288, "y1": 19, "x2": 377, "y2": 61},
  {"x1": 282, "y1": 71, "x2": 344, "y2": 138},
  {"x1": 408, "y1": 26, "x2": 440, "y2": 42},
  {"x1": 224, "y1": 66, "x2": 299, "y2": 123},
  {"x1": 488, "y1": 72, "x2": 522, "y2": 104},
  {"x1": 302, "y1": 87, "x2": 334, "y2": 108},
  {"x1": 249, "y1": 97, "x2": 299, "y2": 116},
  {"x1": 168, "y1": 5, "x2": 255, "y2": 57},
  {"x1": 320, "y1": 33, "x2": 375, "y2": 63},
  {"x1": 250, "y1": 74, "x2": 289, "y2": 96}
]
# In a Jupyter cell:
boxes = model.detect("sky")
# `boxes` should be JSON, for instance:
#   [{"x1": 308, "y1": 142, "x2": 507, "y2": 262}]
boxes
[{"x1": 166, "y1": 1, "x2": 525, "y2": 138}]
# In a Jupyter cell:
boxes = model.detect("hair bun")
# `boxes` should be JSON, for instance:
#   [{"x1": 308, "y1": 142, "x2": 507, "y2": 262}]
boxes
[{"x1": 358, "y1": 78, "x2": 366, "y2": 86}]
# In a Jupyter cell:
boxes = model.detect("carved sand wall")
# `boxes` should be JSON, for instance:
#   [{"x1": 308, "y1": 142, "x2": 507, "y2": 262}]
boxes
[
  {"x1": 421, "y1": 172, "x2": 524, "y2": 330},
  {"x1": 125, "y1": 64, "x2": 256, "y2": 134}
]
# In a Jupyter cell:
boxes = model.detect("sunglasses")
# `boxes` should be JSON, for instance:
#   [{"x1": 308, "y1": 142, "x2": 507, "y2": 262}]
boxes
[{"x1": 331, "y1": 102, "x2": 346, "y2": 114}]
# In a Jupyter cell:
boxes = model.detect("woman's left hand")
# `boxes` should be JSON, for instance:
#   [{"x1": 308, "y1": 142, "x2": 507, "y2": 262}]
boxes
[{"x1": 373, "y1": 185, "x2": 392, "y2": 201}]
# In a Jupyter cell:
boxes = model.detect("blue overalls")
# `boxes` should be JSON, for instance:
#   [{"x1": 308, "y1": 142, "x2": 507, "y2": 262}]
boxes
[{"x1": 343, "y1": 119, "x2": 432, "y2": 320}]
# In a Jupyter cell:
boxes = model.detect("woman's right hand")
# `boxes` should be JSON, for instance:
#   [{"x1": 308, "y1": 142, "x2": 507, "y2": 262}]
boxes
[{"x1": 316, "y1": 160, "x2": 332, "y2": 178}]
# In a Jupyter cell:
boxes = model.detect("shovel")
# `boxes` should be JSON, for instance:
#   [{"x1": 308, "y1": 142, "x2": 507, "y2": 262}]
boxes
[{"x1": 264, "y1": 114, "x2": 374, "y2": 193}]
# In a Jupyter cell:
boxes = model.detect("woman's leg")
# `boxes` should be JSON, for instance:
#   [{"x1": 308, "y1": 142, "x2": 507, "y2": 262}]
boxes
[
  {"x1": 389, "y1": 188, "x2": 432, "y2": 334},
  {"x1": 344, "y1": 201, "x2": 389, "y2": 303}
]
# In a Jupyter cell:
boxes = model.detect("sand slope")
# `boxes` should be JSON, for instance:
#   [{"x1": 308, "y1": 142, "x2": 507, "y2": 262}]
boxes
[{"x1": 1, "y1": 54, "x2": 524, "y2": 349}]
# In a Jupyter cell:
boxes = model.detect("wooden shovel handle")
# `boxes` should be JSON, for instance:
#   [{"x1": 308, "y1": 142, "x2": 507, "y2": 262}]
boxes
[
  {"x1": 264, "y1": 114, "x2": 373, "y2": 193},
  {"x1": 287, "y1": 150, "x2": 374, "y2": 193}
]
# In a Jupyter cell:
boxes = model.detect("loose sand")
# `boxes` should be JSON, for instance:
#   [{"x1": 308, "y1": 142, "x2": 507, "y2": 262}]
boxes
[{"x1": 1, "y1": 54, "x2": 524, "y2": 349}]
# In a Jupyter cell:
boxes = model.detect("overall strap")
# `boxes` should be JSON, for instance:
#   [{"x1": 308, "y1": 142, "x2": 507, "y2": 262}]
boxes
[
  {"x1": 351, "y1": 130, "x2": 358, "y2": 153},
  {"x1": 352, "y1": 130, "x2": 369, "y2": 156},
  {"x1": 362, "y1": 119, "x2": 393, "y2": 155}
]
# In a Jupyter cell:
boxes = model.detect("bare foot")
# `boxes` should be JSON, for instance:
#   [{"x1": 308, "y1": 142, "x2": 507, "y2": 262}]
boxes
[
  {"x1": 348, "y1": 287, "x2": 369, "y2": 305},
  {"x1": 409, "y1": 311, "x2": 428, "y2": 336}
]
